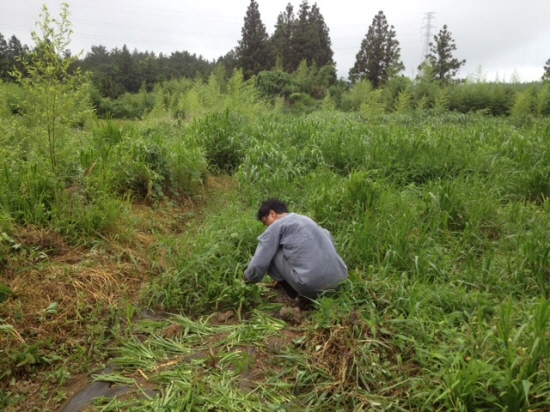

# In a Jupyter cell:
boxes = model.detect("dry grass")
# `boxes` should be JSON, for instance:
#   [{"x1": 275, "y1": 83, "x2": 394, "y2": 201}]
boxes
[
  {"x1": 306, "y1": 310, "x2": 399, "y2": 394},
  {"x1": 0, "y1": 177, "x2": 235, "y2": 410}
]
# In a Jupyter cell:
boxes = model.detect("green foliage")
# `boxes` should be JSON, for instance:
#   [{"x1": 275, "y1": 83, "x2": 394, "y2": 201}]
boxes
[
  {"x1": 6, "y1": 13, "x2": 550, "y2": 406},
  {"x1": 359, "y1": 89, "x2": 384, "y2": 119},
  {"x1": 3, "y1": 107, "x2": 550, "y2": 410},
  {"x1": 148, "y1": 202, "x2": 264, "y2": 314},
  {"x1": 320, "y1": 90, "x2": 335, "y2": 111},
  {"x1": 395, "y1": 89, "x2": 412, "y2": 113},
  {"x1": 89, "y1": 121, "x2": 207, "y2": 199},
  {"x1": 449, "y1": 82, "x2": 515, "y2": 116},
  {"x1": 188, "y1": 110, "x2": 245, "y2": 174},
  {"x1": 535, "y1": 82, "x2": 550, "y2": 117},
  {"x1": 78, "y1": 45, "x2": 214, "y2": 99},
  {"x1": 271, "y1": 3, "x2": 296, "y2": 73},
  {"x1": 0, "y1": 81, "x2": 27, "y2": 115},
  {"x1": 414, "y1": 61, "x2": 440, "y2": 109},
  {"x1": 433, "y1": 87, "x2": 450, "y2": 112},
  {"x1": 11, "y1": 3, "x2": 93, "y2": 174},
  {"x1": 349, "y1": 11, "x2": 404, "y2": 87},
  {"x1": 236, "y1": 0, "x2": 272, "y2": 79},
  {"x1": 0, "y1": 282, "x2": 13, "y2": 303},
  {"x1": 225, "y1": 69, "x2": 262, "y2": 116},
  {"x1": 271, "y1": 1, "x2": 334, "y2": 73},
  {"x1": 291, "y1": 1, "x2": 334, "y2": 70},
  {"x1": 541, "y1": 57, "x2": 550, "y2": 82},
  {"x1": 386, "y1": 78, "x2": 413, "y2": 112},
  {"x1": 255, "y1": 70, "x2": 295, "y2": 98},
  {"x1": 423, "y1": 24, "x2": 466, "y2": 83},
  {"x1": 510, "y1": 88, "x2": 535, "y2": 125},
  {"x1": 0, "y1": 33, "x2": 30, "y2": 82},
  {"x1": 341, "y1": 79, "x2": 375, "y2": 111}
]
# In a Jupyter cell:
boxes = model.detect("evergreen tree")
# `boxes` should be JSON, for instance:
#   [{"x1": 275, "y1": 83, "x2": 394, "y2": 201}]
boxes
[
  {"x1": 7, "y1": 35, "x2": 29, "y2": 70},
  {"x1": 543, "y1": 58, "x2": 550, "y2": 82},
  {"x1": 288, "y1": 1, "x2": 334, "y2": 72},
  {"x1": 117, "y1": 45, "x2": 140, "y2": 93},
  {"x1": 291, "y1": 1, "x2": 314, "y2": 71},
  {"x1": 79, "y1": 45, "x2": 122, "y2": 98},
  {"x1": 77, "y1": 44, "x2": 215, "y2": 97},
  {"x1": 309, "y1": 3, "x2": 334, "y2": 68},
  {"x1": 137, "y1": 51, "x2": 158, "y2": 91},
  {"x1": 349, "y1": 11, "x2": 404, "y2": 88},
  {"x1": 0, "y1": 34, "x2": 8, "y2": 80},
  {"x1": 236, "y1": 0, "x2": 272, "y2": 79},
  {"x1": 271, "y1": 3, "x2": 296, "y2": 73},
  {"x1": 423, "y1": 24, "x2": 465, "y2": 83},
  {"x1": 0, "y1": 34, "x2": 29, "y2": 80},
  {"x1": 217, "y1": 49, "x2": 239, "y2": 76},
  {"x1": 271, "y1": 2, "x2": 333, "y2": 73},
  {"x1": 85, "y1": 45, "x2": 109, "y2": 65}
]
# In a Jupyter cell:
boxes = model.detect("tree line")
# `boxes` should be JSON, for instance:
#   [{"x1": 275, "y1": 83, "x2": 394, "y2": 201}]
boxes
[
  {"x1": 0, "y1": 33, "x2": 218, "y2": 98},
  {"x1": 1, "y1": 0, "x2": 550, "y2": 101}
]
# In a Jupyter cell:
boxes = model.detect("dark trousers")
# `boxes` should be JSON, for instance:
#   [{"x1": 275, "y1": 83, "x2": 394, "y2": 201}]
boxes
[{"x1": 277, "y1": 280, "x2": 299, "y2": 299}]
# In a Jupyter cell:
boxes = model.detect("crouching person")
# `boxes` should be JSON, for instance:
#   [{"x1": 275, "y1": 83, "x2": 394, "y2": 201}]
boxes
[{"x1": 244, "y1": 199, "x2": 348, "y2": 302}]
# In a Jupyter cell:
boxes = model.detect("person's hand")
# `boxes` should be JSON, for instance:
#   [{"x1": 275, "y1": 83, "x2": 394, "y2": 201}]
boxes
[{"x1": 265, "y1": 280, "x2": 279, "y2": 289}]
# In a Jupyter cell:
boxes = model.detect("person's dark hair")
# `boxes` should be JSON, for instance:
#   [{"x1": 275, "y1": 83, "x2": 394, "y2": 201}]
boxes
[{"x1": 257, "y1": 198, "x2": 289, "y2": 221}]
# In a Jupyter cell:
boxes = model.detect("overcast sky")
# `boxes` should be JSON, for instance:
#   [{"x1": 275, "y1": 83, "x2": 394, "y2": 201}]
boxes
[{"x1": 1, "y1": 0, "x2": 549, "y2": 82}]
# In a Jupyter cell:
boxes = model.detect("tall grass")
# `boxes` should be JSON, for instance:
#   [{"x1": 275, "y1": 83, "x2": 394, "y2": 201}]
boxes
[
  {"x1": 142, "y1": 111, "x2": 550, "y2": 410},
  {"x1": 0, "y1": 110, "x2": 208, "y2": 237},
  {"x1": 4, "y1": 65, "x2": 550, "y2": 409}
]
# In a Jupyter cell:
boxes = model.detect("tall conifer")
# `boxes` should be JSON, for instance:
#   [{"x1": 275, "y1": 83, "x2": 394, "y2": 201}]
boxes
[
  {"x1": 423, "y1": 25, "x2": 465, "y2": 83},
  {"x1": 309, "y1": 4, "x2": 334, "y2": 68},
  {"x1": 290, "y1": 1, "x2": 314, "y2": 71},
  {"x1": 349, "y1": 11, "x2": 404, "y2": 88},
  {"x1": 271, "y1": 4, "x2": 296, "y2": 73},
  {"x1": 236, "y1": 0, "x2": 271, "y2": 79},
  {"x1": 0, "y1": 34, "x2": 9, "y2": 80},
  {"x1": 271, "y1": 1, "x2": 334, "y2": 73}
]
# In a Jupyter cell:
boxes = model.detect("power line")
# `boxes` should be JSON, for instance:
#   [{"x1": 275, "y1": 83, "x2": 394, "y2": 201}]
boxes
[{"x1": 420, "y1": 12, "x2": 436, "y2": 64}]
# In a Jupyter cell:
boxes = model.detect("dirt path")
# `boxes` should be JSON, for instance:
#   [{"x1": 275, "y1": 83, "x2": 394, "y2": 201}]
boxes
[{"x1": 0, "y1": 177, "x2": 238, "y2": 411}]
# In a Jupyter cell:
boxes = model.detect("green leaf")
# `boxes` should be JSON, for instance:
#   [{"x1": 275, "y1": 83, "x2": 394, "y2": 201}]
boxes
[
  {"x1": 522, "y1": 380, "x2": 532, "y2": 404},
  {"x1": 0, "y1": 282, "x2": 13, "y2": 303}
]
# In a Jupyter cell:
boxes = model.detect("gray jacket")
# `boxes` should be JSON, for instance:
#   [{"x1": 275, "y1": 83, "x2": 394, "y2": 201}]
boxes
[{"x1": 244, "y1": 213, "x2": 348, "y2": 292}]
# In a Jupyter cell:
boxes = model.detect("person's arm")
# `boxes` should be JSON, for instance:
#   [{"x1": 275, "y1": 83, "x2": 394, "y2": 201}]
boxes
[{"x1": 244, "y1": 225, "x2": 281, "y2": 284}]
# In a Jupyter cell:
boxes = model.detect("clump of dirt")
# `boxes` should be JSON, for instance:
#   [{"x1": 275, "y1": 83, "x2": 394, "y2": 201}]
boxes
[
  {"x1": 212, "y1": 310, "x2": 238, "y2": 324},
  {"x1": 279, "y1": 306, "x2": 302, "y2": 323}
]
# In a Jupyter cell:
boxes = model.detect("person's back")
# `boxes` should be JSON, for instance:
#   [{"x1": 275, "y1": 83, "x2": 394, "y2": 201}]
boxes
[
  {"x1": 273, "y1": 213, "x2": 347, "y2": 292},
  {"x1": 244, "y1": 204, "x2": 347, "y2": 298}
]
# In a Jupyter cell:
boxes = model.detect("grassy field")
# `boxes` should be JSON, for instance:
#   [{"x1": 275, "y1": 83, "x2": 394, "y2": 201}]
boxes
[{"x1": 2, "y1": 107, "x2": 550, "y2": 411}]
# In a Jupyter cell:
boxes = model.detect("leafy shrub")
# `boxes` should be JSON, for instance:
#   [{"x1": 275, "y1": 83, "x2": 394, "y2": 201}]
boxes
[
  {"x1": 341, "y1": 79, "x2": 375, "y2": 111},
  {"x1": 0, "y1": 82, "x2": 26, "y2": 115},
  {"x1": 287, "y1": 92, "x2": 317, "y2": 113},
  {"x1": 92, "y1": 122, "x2": 207, "y2": 199},
  {"x1": 256, "y1": 70, "x2": 296, "y2": 98},
  {"x1": 449, "y1": 83, "x2": 515, "y2": 116},
  {"x1": 188, "y1": 110, "x2": 246, "y2": 174},
  {"x1": 535, "y1": 82, "x2": 550, "y2": 117},
  {"x1": 382, "y1": 76, "x2": 413, "y2": 111}
]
